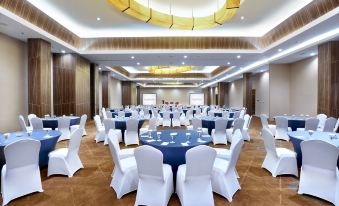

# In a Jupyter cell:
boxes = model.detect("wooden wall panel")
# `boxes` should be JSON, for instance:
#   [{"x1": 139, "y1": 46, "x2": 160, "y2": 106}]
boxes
[
  {"x1": 90, "y1": 63, "x2": 100, "y2": 118},
  {"x1": 243, "y1": 73, "x2": 254, "y2": 115},
  {"x1": 218, "y1": 82, "x2": 229, "y2": 106},
  {"x1": 318, "y1": 41, "x2": 339, "y2": 118},
  {"x1": 75, "y1": 57, "x2": 91, "y2": 117},
  {"x1": 136, "y1": 86, "x2": 141, "y2": 105},
  {"x1": 28, "y1": 39, "x2": 51, "y2": 117},
  {"x1": 121, "y1": 81, "x2": 132, "y2": 106},
  {"x1": 204, "y1": 88, "x2": 211, "y2": 105},
  {"x1": 101, "y1": 71, "x2": 109, "y2": 108}
]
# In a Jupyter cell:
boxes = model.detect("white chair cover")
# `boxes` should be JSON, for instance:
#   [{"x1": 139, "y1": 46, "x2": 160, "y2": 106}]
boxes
[
  {"x1": 57, "y1": 116, "x2": 71, "y2": 142},
  {"x1": 124, "y1": 119, "x2": 139, "y2": 146},
  {"x1": 162, "y1": 112, "x2": 171, "y2": 127},
  {"x1": 71, "y1": 114, "x2": 87, "y2": 136},
  {"x1": 317, "y1": 113, "x2": 327, "y2": 131},
  {"x1": 212, "y1": 118, "x2": 228, "y2": 145},
  {"x1": 118, "y1": 111, "x2": 125, "y2": 118},
  {"x1": 297, "y1": 117, "x2": 319, "y2": 132},
  {"x1": 176, "y1": 145, "x2": 216, "y2": 206},
  {"x1": 94, "y1": 115, "x2": 105, "y2": 143},
  {"x1": 261, "y1": 128, "x2": 298, "y2": 177},
  {"x1": 102, "y1": 108, "x2": 107, "y2": 119},
  {"x1": 215, "y1": 129, "x2": 242, "y2": 161},
  {"x1": 27, "y1": 114, "x2": 37, "y2": 127},
  {"x1": 260, "y1": 114, "x2": 276, "y2": 135},
  {"x1": 48, "y1": 129, "x2": 84, "y2": 177},
  {"x1": 226, "y1": 118, "x2": 245, "y2": 143},
  {"x1": 322, "y1": 117, "x2": 337, "y2": 132},
  {"x1": 135, "y1": 145, "x2": 173, "y2": 206},
  {"x1": 108, "y1": 130, "x2": 134, "y2": 160},
  {"x1": 275, "y1": 116, "x2": 291, "y2": 141},
  {"x1": 186, "y1": 118, "x2": 208, "y2": 134},
  {"x1": 106, "y1": 111, "x2": 113, "y2": 119},
  {"x1": 140, "y1": 117, "x2": 157, "y2": 134},
  {"x1": 298, "y1": 140, "x2": 339, "y2": 205},
  {"x1": 30, "y1": 117, "x2": 44, "y2": 130},
  {"x1": 18, "y1": 115, "x2": 32, "y2": 132},
  {"x1": 172, "y1": 111, "x2": 181, "y2": 127},
  {"x1": 1, "y1": 139, "x2": 43, "y2": 205},
  {"x1": 242, "y1": 115, "x2": 252, "y2": 141},
  {"x1": 103, "y1": 119, "x2": 122, "y2": 145},
  {"x1": 194, "y1": 109, "x2": 202, "y2": 118}
]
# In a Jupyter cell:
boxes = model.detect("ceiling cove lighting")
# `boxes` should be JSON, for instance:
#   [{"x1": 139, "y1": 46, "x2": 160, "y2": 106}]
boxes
[
  {"x1": 202, "y1": 28, "x2": 339, "y2": 88},
  {"x1": 107, "y1": 0, "x2": 241, "y2": 30},
  {"x1": 148, "y1": 66, "x2": 193, "y2": 75},
  {"x1": 61, "y1": 50, "x2": 66, "y2": 53}
]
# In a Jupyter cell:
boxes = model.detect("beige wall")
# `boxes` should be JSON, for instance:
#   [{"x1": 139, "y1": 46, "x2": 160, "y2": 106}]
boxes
[
  {"x1": 140, "y1": 88, "x2": 205, "y2": 105},
  {"x1": 108, "y1": 76, "x2": 122, "y2": 108},
  {"x1": 228, "y1": 79, "x2": 243, "y2": 107},
  {"x1": 289, "y1": 57, "x2": 318, "y2": 116},
  {"x1": 0, "y1": 33, "x2": 28, "y2": 132},
  {"x1": 251, "y1": 71, "x2": 270, "y2": 116}
]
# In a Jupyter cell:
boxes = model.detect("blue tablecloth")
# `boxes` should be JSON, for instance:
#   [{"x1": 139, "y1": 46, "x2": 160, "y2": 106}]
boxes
[
  {"x1": 288, "y1": 131, "x2": 339, "y2": 168},
  {"x1": 42, "y1": 116, "x2": 80, "y2": 130},
  {"x1": 111, "y1": 112, "x2": 132, "y2": 118},
  {"x1": 140, "y1": 130, "x2": 212, "y2": 177},
  {"x1": 275, "y1": 116, "x2": 308, "y2": 131},
  {"x1": 201, "y1": 117, "x2": 234, "y2": 134},
  {"x1": 114, "y1": 117, "x2": 145, "y2": 138},
  {"x1": 0, "y1": 130, "x2": 61, "y2": 168}
]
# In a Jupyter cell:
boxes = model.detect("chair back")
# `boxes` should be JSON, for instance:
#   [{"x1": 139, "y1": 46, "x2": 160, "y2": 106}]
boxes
[
  {"x1": 317, "y1": 113, "x2": 327, "y2": 129},
  {"x1": 239, "y1": 109, "x2": 245, "y2": 118},
  {"x1": 334, "y1": 118, "x2": 339, "y2": 133},
  {"x1": 243, "y1": 114, "x2": 250, "y2": 129},
  {"x1": 108, "y1": 129, "x2": 120, "y2": 152},
  {"x1": 304, "y1": 118, "x2": 319, "y2": 131},
  {"x1": 106, "y1": 111, "x2": 112, "y2": 119},
  {"x1": 66, "y1": 128, "x2": 83, "y2": 159},
  {"x1": 58, "y1": 116, "x2": 71, "y2": 130},
  {"x1": 102, "y1": 108, "x2": 107, "y2": 119},
  {"x1": 79, "y1": 114, "x2": 87, "y2": 129},
  {"x1": 233, "y1": 118, "x2": 245, "y2": 133},
  {"x1": 196, "y1": 109, "x2": 201, "y2": 115},
  {"x1": 103, "y1": 119, "x2": 115, "y2": 134},
  {"x1": 230, "y1": 129, "x2": 243, "y2": 150},
  {"x1": 126, "y1": 119, "x2": 138, "y2": 132},
  {"x1": 94, "y1": 115, "x2": 103, "y2": 129},
  {"x1": 5, "y1": 139, "x2": 41, "y2": 170},
  {"x1": 31, "y1": 117, "x2": 44, "y2": 130},
  {"x1": 118, "y1": 111, "x2": 125, "y2": 117},
  {"x1": 191, "y1": 118, "x2": 203, "y2": 130},
  {"x1": 107, "y1": 133, "x2": 123, "y2": 173},
  {"x1": 135, "y1": 145, "x2": 164, "y2": 181},
  {"x1": 301, "y1": 140, "x2": 339, "y2": 172},
  {"x1": 275, "y1": 116, "x2": 288, "y2": 130},
  {"x1": 173, "y1": 111, "x2": 180, "y2": 119},
  {"x1": 163, "y1": 112, "x2": 171, "y2": 120},
  {"x1": 185, "y1": 145, "x2": 216, "y2": 181},
  {"x1": 260, "y1": 114, "x2": 269, "y2": 129},
  {"x1": 215, "y1": 118, "x2": 228, "y2": 132},
  {"x1": 131, "y1": 111, "x2": 138, "y2": 118},
  {"x1": 233, "y1": 111, "x2": 241, "y2": 119},
  {"x1": 262, "y1": 128, "x2": 278, "y2": 158},
  {"x1": 148, "y1": 117, "x2": 157, "y2": 130},
  {"x1": 28, "y1": 114, "x2": 37, "y2": 126},
  {"x1": 226, "y1": 135, "x2": 244, "y2": 173},
  {"x1": 323, "y1": 117, "x2": 337, "y2": 132},
  {"x1": 19, "y1": 115, "x2": 28, "y2": 132}
]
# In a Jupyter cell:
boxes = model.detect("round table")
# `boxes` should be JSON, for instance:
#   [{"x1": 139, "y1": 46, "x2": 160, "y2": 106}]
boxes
[
  {"x1": 275, "y1": 116, "x2": 308, "y2": 131},
  {"x1": 0, "y1": 130, "x2": 61, "y2": 168},
  {"x1": 201, "y1": 117, "x2": 234, "y2": 135},
  {"x1": 42, "y1": 116, "x2": 80, "y2": 130},
  {"x1": 140, "y1": 130, "x2": 212, "y2": 177},
  {"x1": 288, "y1": 131, "x2": 339, "y2": 168},
  {"x1": 111, "y1": 112, "x2": 132, "y2": 118},
  {"x1": 114, "y1": 117, "x2": 145, "y2": 138}
]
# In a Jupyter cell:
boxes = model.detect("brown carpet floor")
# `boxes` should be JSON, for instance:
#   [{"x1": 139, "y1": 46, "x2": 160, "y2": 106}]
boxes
[{"x1": 1, "y1": 117, "x2": 332, "y2": 206}]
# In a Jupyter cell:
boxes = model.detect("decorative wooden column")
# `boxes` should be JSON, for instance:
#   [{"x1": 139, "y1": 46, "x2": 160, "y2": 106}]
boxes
[
  {"x1": 121, "y1": 81, "x2": 132, "y2": 106},
  {"x1": 243, "y1": 73, "x2": 254, "y2": 115},
  {"x1": 318, "y1": 41, "x2": 339, "y2": 118},
  {"x1": 136, "y1": 86, "x2": 141, "y2": 105},
  {"x1": 204, "y1": 88, "x2": 211, "y2": 105},
  {"x1": 90, "y1": 63, "x2": 100, "y2": 118},
  {"x1": 101, "y1": 71, "x2": 109, "y2": 108},
  {"x1": 28, "y1": 39, "x2": 52, "y2": 117},
  {"x1": 218, "y1": 82, "x2": 229, "y2": 106}
]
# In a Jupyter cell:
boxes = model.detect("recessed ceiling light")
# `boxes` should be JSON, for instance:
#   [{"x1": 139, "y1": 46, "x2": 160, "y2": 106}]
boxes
[
  {"x1": 310, "y1": 52, "x2": 316, "y2": 56},
  {"x1": 184, "y1": 55, "x2": 188, "y2": 59},
  {"x1": 97, "y1": 17, "x2": 101, "y2": 21},
  {"x1": 260, "y1": 70, "x2": 264, "y2": 72},
  {"x1": 182, "y1": 62, "x2": 185, "y2": 65},
  {"x1": 240, "y1": 16, "x2": 245, "y2": 20},
  {"x1": 137, "y1": 62, "x2": 140, "y2": 65},
  {"x1": 227, "y1": 62, "x2": 231, "y2": 65},
  {"x1": 98, "y1": 67, "x2": 102, "y2": 71},
  {"x1": 61, "y1": 50, "x2": 66, "y2": 53},
  {"x1": 278, "y1": 48, "x2": 283, "y2": 52},
  {"x1": 131, "y1": 56, "x2": 135, "y2": 59},
  {"x1": 237, "y1": 55, "x2": 241, "y2": 59}
]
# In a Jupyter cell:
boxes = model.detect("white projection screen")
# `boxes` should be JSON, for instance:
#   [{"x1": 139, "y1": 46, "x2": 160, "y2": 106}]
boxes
[
  {"x1": 143, "y1": 94, "x2": 157, "y2": 105},
  {"x1": 189, "y1": 93, "x2": 204, "y2": 105}
]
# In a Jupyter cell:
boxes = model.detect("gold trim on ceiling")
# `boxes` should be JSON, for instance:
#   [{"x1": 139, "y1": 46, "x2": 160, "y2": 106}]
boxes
[
  {"x1": 148, "y1": 66, "x2": 193, "y2": 74},
  {"x1": 107, "y1": 0, "x2": 240, "y2": 30}
]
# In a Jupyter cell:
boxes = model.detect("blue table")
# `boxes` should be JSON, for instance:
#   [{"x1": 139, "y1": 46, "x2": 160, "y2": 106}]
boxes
[
  {"x1": 140, "y1": 130, "x2": 212, "y2": 177},
  {"x1": 111, "y1": 112, "x2": 132, "y2": 118},
  {"x1": 42, "y1": 116, "x2": 80, "y2": 130},
  {"x1": 0, "y1": 130, "x2": 61, "y2": 168},
  {"x1": 288, "y1": 131, "x2": 339, "y2": 168},
  {"x1": 114, "y1": 117, "x2": 145, "y2": 138},
  {"x1": 201, "y1": 117, "x2": 234, "y2": 134},
  {"x1": 275, "y1": 116, "x2": 308, "y2": 131}
]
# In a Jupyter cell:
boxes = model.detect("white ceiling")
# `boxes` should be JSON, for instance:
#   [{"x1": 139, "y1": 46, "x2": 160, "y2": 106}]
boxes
[{"x1": 26, "y1": 0, "x2": 313, "y2": 37}]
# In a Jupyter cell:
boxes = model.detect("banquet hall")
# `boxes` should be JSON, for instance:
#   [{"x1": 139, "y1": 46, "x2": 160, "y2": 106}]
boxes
[{"x1": 0, "y1": 0, "x2": 338, "y2": 205}]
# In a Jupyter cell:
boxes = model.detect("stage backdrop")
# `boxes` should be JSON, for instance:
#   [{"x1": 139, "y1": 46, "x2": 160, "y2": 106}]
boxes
[
  {"x1": 189, "y1": 93, "x2": 204, "y2": 105},
  {"x1": 142, "y1": 93, "x2": 157, "y2": 105}
]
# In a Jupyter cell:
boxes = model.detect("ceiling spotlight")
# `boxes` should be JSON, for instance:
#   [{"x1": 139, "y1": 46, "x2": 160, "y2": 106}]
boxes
[
  {"x1": 310, "y1": 52, "x2": 316, "y2": 56},
  {"x1": 278, "y1": 48, "x2": 283, "y2": 52},
  {"x1": 61, "y1": 50, "x2": 66, "y2": 53},
  {"x1": 97, "y1": 17, "x2": 101, "y2": 21},
  {"x1": 237, "y1": 55, "x2": 241, "y2": 59},
  {"x1": 137, "y1": 62, "x2": 140, "y2": 65},
  {"x1": 260, "y1": 70, "x2": 264, "y2": 72},
  {"x1": 182, "y1": 62, "x2": 185, "y2": 65},
  {"x1": 240, "y1": 16, "x2": 245, "y2": 20},
  {"x1": 131, "y1": 56, "x2": 135, "y2": 59},
  {"x1": 184, "y1": 55, "x2": 188, "y2": 59},
  {"x1": 98, "y1": 67, "x2": 102, "y2": 71},
  {"x1": 227, "y1": 62, "x2": 231, "y2": 65}
]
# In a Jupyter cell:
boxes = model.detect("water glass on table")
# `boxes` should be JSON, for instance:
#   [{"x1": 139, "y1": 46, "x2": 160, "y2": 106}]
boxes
[
  {"x1": 156, "y1": 132, "x2": 161, "y2": 142},
  {"x1": 186, "y1": 132, "x2": 191, "y2": 144}
]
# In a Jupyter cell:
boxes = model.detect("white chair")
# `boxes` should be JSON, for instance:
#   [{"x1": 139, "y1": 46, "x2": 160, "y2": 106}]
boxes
[
  {"x1": 211, "y1": 134, "x2": 244, "y2": 202},
  {"x1": 316, "y1": 113, "x2": 327, "y2": 131},
  {"x1": 153, "y1": 110, "x2": 163, "y2": 126},
  {"x1": 103, "y1": 119, "x2": 122, "y2": 145},
  {"x1": 106, "y1": 111, "x2": 113, "y2": 119},
  {"x1": 94, "y1": 115, "x2": 105, "y2": 143},
  {"x1": 214, "y1": 129, "x2": 243, "y2": 161},
  {"x1": 102, "y1": 108, "x2": 107, "y2": 119},
  {"x1": 131, "y1": 111, "x2": 138, "y2": 118},
  {"x1": 118, "y1": 111, "x2": 125, "y2": 118},
  {"x1": 239, "y1": 109, "x2": 245, "y2": 118},
  {"x1": 70, "y1": 114, "x2": 87, "y2": 136},
  {"x1": 194, "y1": 109, "x2": 202, "y2": 118},
  {"x1": 212, "y1": 118, "x2": 228, "y2": 145},
  {"x1": 187, "y1": 109, "x2": 194, "y2": 120},
  {"x1": 226, "y1": 118, "x2": 245, "y2": 143},
  {"x1": 56, "y1": 116, "x2": 71, "y2": 142},
  {"x1": 242, "y1": 115, "x2": 252, "y2": 141},
  {"x1": 261, "y1": 128, "x2": 298, "y2": 177},
  {"x1": 108, "y1": 133, "x2": 138, "y2": 199},
  {"x1": 296, "y1": 118, "x2": 319, "y2": 132},
  {"x1": 334, "y1": 118, "x2": 339, "y2": 132},
  {"x1": 298, "y1": 140, "x2": 339, "y2": 205},
  {"x1": 274, "y1": 117, "x2": 291, "y2": 141},
  {"x1": 135, "y1": 145, "x2": 173, "y2": 206},
  {"x1": 322, "y1": 117, "x2": 337, "y2": 132},
  {"x1": 162, "y1": 112, "x2": 171, "y2": 127},
  {"x1": 172, "y1": 111, "x2": 181, "y2": 127},
  {"x1": 180, "y1": 113, "x2": 190, "y2": 126},
  {"x1": 18, "y1": 115, "x2": 32, "y2": 132},
  {"x1": 143, "y1": 108, "x2": 151, "y2": 119},
  {"x1": 140, "y1": 117, "x2": 157, "y2": 134},
  {"x1": 1, "y1": 139, "x2": 43, "y2": 205},
  {"x1": 176, "y1": 145, "x2": 216, "y2": 206},
  {"x1": 124, "y1": 119, "x2": 139, "y2": 146},
  {"x1": 222, "y1": 111, "x2": 229, "y2": 119},
  {"x1": 233, "y1": 111, "x2": 241, "y2": 119},
  {"x1": 260, "y1": 114, "x2": 276, "y2": 135},
  {"x1": 27, "y1": 113, "x2": 37, "y2": 127},
  {"x1": 47, "y1": 129, "x2": 84, "y2": 177},
  {"x1": 186, "y1": 118, "x2": 208, "y2": 134},
  {"x1": 108, "y1": 130, "x2": 134, "y2": 160},
  {"x1": 30, "y1": 117, "x2": 51, "y2": 131}
]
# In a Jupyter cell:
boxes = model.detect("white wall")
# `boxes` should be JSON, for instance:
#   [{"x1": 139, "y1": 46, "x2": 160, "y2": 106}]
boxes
[
  {"x1": 228, "y1": 79, "x2": 243, "y2": 107},
  {"x1": 108, "y1": 76, "x2": 122, "y2": 107},
  {"x1": 140, "y1": 88, "x2": 205, "y2": 105},
  {"x1": 289, "y1": 57, "x2": 318, "y2": 116},
  {"x1": 0, "y1": 33, "x2": 28, "y2": 132},
  {"x1": 252, "y1": 71, "x2": 270, "y2": 116}
]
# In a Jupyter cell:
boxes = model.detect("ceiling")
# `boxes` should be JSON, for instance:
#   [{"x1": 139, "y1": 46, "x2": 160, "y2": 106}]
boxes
[{"x1": 26, "y1": 0, "x2": 313, "y2": 37}]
